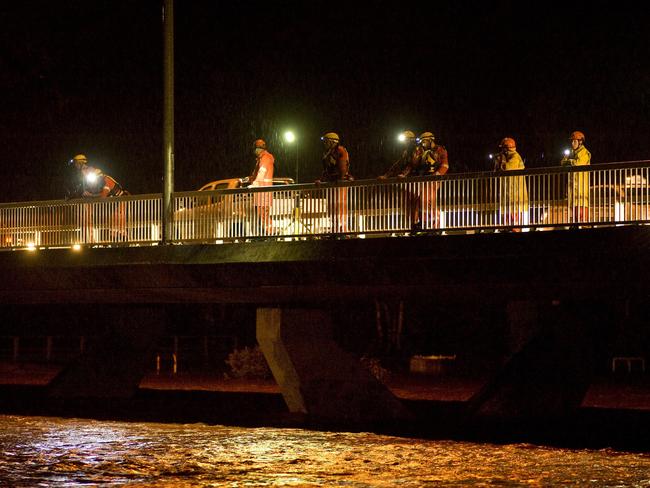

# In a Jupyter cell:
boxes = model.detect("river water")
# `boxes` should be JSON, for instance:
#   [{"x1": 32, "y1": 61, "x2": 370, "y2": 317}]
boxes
[{"x1": 0, "y1": 415, "x2": 649, "y2": 487}]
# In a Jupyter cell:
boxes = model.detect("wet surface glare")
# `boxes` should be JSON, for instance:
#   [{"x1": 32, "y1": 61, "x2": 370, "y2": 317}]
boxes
[{"x1": 1, "y1": 415, "x2": 649, "y2": 487}]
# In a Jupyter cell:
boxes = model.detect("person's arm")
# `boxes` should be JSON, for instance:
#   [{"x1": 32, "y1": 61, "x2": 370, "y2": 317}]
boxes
[
  {"x1": 399, "y1": 147, "x2": 420, "y2": 177},
  {"x1": 398, "y1": 162, "x2": 413, "y2": 177},
  {"x1": 82, "y1": 169, "x2": 104, "y2": 196},
  {"x1": 494, "y1": 153, "x2": 505, "y2": 171},
  {"x1": 336, "y1": 146, "x2": 350, "y2": 179},
  {"x1": 248, "y1": 160, "x2": 261, "y2": 187},
  {"x1": 382, "y1": 155, "x2": 404, "y2": 178},
  {"x1": 250, "y1": 164, "x2": 265, "y2": 187},
  {"x1": 434, "y1": 147, "x2": 449, "y2": 175},
  {"x1": 98, "y1": 175, "x2": 113, "y2": 197},
  {"x1": 100, "y1": 175, "x2": 124, "y2": 197},
  {"x1": 563, "y1": 147, "x2": 589, "y2": 167},
  {"x1": 251, "y1": 153, "x2": 274, "y2": 186}
]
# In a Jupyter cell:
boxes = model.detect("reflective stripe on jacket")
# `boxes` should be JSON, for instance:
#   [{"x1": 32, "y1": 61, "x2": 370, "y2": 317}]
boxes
[{"x1": 250, "y1": 150, "x2": 275, "y2": 187}]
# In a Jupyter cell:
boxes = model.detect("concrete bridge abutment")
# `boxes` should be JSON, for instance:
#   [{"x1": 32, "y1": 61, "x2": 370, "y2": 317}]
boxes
[{"x1": 256, "y1": 307, "x2": 411, "y2": 425}]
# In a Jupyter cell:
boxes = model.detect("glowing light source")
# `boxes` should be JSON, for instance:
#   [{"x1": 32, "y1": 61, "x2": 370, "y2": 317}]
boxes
[
  {"x1": 398, "y1": 133, "x2": 406, "y2": 142},
  {"x1": 284, "y1": 130, "x2": 299, "y2": 182},
  {"x1": 72, "y1": 244, "x2": 82, "y2": 251},
  {"x1": 563, "y1": 149, "x2": 571, "y2": 157},
  {"x1": 26, "y1": 242, "x2": 36, "y2": 251},
  {"x1": 85, "y1": 172, "x2": 98, "y2": 183}
]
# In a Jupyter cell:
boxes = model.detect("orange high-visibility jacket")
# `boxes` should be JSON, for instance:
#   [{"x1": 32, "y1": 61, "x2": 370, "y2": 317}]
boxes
[{"x1": 250, "y1": 150, "x2": 275, "y2": 187}]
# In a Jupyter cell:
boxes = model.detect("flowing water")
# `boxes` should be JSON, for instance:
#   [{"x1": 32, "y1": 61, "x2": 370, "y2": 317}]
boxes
[{"x1": 0, "y1": 415, "x2": 649, "y2": 487}]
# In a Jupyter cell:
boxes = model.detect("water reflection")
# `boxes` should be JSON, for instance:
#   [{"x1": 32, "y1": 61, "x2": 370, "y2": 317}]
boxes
[{"x1": 0, "y1": 415, "x2": 649, "y2": 487}]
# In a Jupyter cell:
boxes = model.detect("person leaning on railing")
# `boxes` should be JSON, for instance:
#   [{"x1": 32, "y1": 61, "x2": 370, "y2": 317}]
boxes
[
  {"x1": 377, "y1": 130, "x2": 420, "y2": 232},
  {"x1": 379, "y1": 130, "x2": 419, "y2": 179},
  {"x1": 493, "y1": 137, "x2": 528, "y2": 231},
  {"x1": 561, "y1": 130, "x2": 591, "y2": 224},
  {"x1": 67, "y1": 154, "x2": 129, "y2": 242},
  {"x1": 67, "y1": 154, "x2": 128, "y2": 198},
  {"x1": 399, "y1": 131, "x2": 449, "y2": 231}
]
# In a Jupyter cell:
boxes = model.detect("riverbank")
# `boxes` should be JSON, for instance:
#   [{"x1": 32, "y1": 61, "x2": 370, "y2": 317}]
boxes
[
  {"x1": 2, "y1": 361, "x2": 648, "y2": 410},
  {"x1": 1, "y1": 362, "x2": 648, "y2": 450}
]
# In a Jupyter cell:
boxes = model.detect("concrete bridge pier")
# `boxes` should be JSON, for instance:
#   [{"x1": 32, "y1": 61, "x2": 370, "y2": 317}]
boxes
[
  {"x1": 47, "y1": 306, "x2": 165, "y2": 399},
  {"x1": 468, "y1": 300, "x2": 597, "y2": 423},
  {"x1": 256, "y1": 307, "x2": 411, "y2": 425}
]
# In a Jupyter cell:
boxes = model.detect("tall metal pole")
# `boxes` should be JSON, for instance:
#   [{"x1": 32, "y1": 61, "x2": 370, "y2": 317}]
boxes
[{"x1": 162, "y1": 0, "x2": 174, "y2": 243}]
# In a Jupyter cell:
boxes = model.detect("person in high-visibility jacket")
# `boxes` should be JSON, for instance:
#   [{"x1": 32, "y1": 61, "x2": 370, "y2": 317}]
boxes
[
  {"x1": 561, "y1": 130, "x2": 591, "y2": 223},
  {"x1": 400, "y1": 132, "x2": 449, "y2": 230},
  {"x1": 377, "y1": 131, "x2": 420, "y2": 231},
  {"x1": 69, "y1": 154, "x2": 128, "y2": 198},
  {"x1": 318, "y1": 132, "x2": 352, "y2": 234},
  {"x1": 68, "y1": 154, "x2": 129, "y2": 242},
  {"x1": 494, "y1": 137, "x2": 528, "y2": 230},
  {"x1": 248, "y1": 139, "x2": 275, "y2": 235}
]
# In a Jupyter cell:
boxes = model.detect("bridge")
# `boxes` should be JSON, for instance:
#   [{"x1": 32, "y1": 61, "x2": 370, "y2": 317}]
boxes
[
  {"x1": 1, "y1": 161, "x2": 649, "y2": 249},
  {"x1": 1, "y1": 162, "x2": 649, "y2": 429}
]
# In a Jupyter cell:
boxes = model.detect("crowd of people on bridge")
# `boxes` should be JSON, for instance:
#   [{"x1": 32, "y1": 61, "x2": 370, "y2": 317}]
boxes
[{"x1": 67, "y1": 129, "x2": 592, "y2": 232}]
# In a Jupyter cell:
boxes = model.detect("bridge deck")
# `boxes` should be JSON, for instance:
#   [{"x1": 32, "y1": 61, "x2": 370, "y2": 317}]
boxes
[{"x1": 0, "y1": 226, "x2": 648, "y2": 305}]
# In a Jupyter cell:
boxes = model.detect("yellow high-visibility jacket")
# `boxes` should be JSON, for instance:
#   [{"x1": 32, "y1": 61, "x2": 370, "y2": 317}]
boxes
[
  {"x1": 495, "y1": 149, "x2": 529, "y2": 213},
  {"x1": 563, "y1": 145, "x2": 591, "y2": 208}
]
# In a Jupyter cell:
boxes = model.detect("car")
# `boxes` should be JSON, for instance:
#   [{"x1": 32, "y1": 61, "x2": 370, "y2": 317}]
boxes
[
  {"x1": 174, "y1": 177, "x2": 306, "y2": 240},
  {"x1": 197, "y1": 177, "x2": 295, "y2": 191}
]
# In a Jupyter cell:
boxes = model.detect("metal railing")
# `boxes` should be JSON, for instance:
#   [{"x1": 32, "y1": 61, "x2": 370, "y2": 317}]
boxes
[
  {"x1": 1, "y1": 161, "x2": 649, "y2": 250},
  {"x1": 0, "y1": 193, "x2": 162, "y2": 249}
]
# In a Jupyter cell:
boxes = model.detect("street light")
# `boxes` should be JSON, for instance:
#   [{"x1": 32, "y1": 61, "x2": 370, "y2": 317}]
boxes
[{"x1": 284, "y1": 130, "x2": 298, "y2": 182}]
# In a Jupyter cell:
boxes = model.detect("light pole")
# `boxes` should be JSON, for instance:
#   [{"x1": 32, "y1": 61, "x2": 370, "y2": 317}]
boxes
[
  {"x1": 284, "y1": 130, "x2": 297, "y2": 182},
  {"x1": 162, "y1": 0, "x2": 174, "y2": 244}
]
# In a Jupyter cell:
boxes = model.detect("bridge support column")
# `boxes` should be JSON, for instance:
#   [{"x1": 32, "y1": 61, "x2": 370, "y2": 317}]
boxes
[
  {"x1": 468, "y1": 300, "x2": 595, "y2": 422},
  {"x1": 256, "y1": 307, "x2": 410, "y2": 425},
  {"x1": 48, "y1": 306, "x2": 165, "y2": 399}
]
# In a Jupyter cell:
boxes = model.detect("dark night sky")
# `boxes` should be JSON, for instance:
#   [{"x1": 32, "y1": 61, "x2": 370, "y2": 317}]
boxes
[{"x1": 1, "y1": 0, "x2": 649, "y2": 202}]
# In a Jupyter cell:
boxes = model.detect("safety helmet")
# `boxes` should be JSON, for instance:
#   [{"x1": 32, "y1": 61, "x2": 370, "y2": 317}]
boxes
[
  {"x1": 253, "y1": 139, "x2": 267, "y2": 150},
  {"x1": 321, "y1": 132, "x2": 340, "y2": 143},
  {"x1": 71, "y1": 154, "x2": 88, "y2": 164},
  {"x1": 499, "y1": 137, "x2": 516, "y2": 150},
  {"x1": 418, "y1": 131, "x2": 435, "y2": 141},
  {"x1": 569, "y1": 131, "x2": 585, "y2": 142},
  {"x1": 401, "y1": 130, "x2": 416, "y2": 140}
]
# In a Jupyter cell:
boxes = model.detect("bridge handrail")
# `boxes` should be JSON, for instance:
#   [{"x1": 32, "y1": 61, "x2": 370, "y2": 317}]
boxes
[{"x1": 1, "y1": 161, "x2": 650, "y2": 249}]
